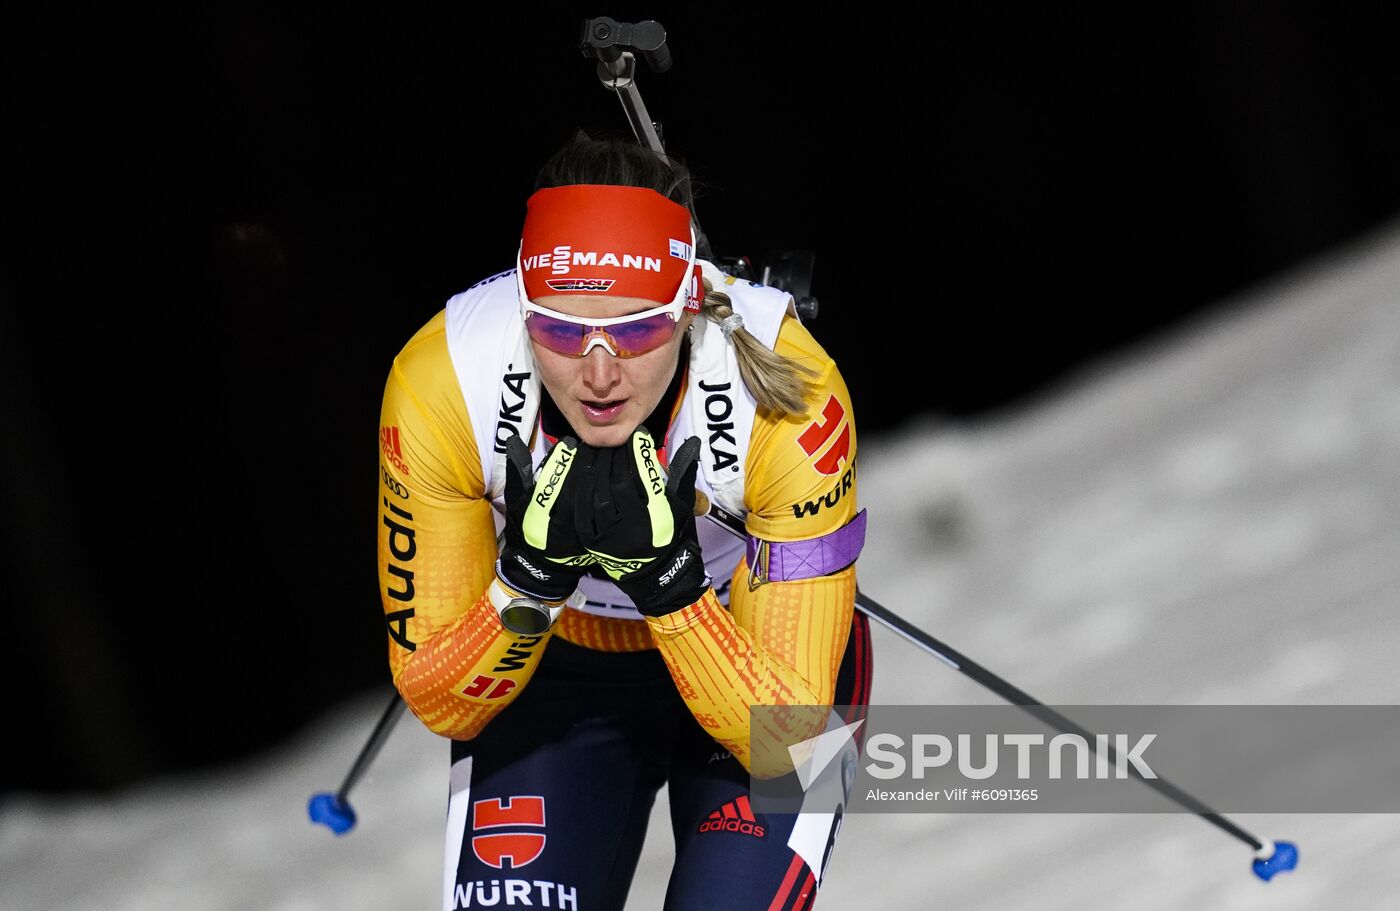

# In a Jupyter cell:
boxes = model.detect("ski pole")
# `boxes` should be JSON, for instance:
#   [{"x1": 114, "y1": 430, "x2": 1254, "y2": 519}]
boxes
[
  {"x1": 308, "y1": 689, "x2": 407, "y2": 835},
  {"x1": 314, "y1": 502, "x2": 1299, "y2": 878},
  {"x1": 701, "y1": 501, "x2": 1299, "y2": 882}
]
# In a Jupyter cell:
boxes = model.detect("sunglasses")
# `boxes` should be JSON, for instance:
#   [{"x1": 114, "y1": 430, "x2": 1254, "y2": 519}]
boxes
[
  {"x1": 514, "y1": 241, "x2": 702, "y2": 358},
  {"x1": 522, "y1": 299, "x2": 685, "y2": 358}
]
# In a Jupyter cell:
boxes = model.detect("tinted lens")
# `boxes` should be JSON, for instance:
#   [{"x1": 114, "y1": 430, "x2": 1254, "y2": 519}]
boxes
[
  {"x1": 606, "y1": 313, "x2": 679, "y2": 357},
  {"x1": 524, "y1": 311, "x2": 587, "y2": 355},
  {"x1": 525, "y1": 309, "x2": 678, "y2": 358}
]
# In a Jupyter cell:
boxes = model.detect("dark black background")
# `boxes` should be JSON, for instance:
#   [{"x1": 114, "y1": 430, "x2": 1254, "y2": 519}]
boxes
[{"x1": 4, "y1": 4, "x2": 1398, "y2": 793}]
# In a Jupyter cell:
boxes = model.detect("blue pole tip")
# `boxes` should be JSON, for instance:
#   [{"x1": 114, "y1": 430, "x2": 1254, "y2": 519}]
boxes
[
  {"x1": 1252, "y1": 840, "x2": 1299, "y2": 882},
  {"x1": 308, "y1": 792, "x2": 357, "y2": 835}
]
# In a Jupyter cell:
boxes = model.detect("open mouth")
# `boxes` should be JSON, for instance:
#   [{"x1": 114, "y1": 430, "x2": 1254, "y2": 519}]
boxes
[{"x1": 580, "y1": 399, "x2": 626, "y2": 423}]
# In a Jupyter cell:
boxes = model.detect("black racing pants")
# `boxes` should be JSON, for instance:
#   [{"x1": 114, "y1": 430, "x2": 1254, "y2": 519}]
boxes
[{"x1": 443, "y1": 612, "x2": 873, "y2": 911}]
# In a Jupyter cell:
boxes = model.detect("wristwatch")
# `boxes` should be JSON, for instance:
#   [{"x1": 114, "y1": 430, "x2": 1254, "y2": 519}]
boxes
[{"x1": 488, "y1": 578, "x2": 582, "y2": 634}]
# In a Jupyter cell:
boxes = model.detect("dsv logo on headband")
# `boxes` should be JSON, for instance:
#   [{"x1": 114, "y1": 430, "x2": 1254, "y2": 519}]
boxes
[
  {"x1": 522, "y1": 245, "x2": 663, "y2": 276},
  {"x1": 545, "y1": 278, "x2": 617, "y2": 292}
]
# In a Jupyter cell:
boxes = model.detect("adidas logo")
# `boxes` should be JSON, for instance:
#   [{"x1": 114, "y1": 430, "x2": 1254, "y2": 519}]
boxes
[
  {"x1": 380, "y1": 425, "x2": 410, "y2": 476},
  {"x1": 697, "y1": 796, "x2": 765, "y2": 838}
]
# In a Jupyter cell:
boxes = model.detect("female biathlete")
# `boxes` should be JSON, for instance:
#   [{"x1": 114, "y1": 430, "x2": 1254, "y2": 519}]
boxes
[{"x1": 376, "y1": 134, "x2": 871, "y2": 911}]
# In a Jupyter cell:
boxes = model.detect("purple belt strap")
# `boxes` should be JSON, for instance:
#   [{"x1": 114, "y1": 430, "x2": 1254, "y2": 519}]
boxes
[{"x1": 745, "y1": 508, "x2": 867, "y2": 582}]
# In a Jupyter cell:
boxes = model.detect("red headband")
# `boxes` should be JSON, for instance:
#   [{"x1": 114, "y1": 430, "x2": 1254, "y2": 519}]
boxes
[{"x1": 517, "y1": 184, "x2": 699, "y2": 308}]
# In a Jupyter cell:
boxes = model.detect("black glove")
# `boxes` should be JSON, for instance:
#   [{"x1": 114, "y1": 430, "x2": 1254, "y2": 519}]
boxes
[
  {"x1": 497, "y1": 433, "x2": 594, "y2": 603},
  {"x1": 574, "y1": 428, "x2": 711, "y2": 616}
]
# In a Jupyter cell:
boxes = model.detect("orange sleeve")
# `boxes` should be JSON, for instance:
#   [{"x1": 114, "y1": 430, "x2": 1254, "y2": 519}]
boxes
[
  {"x1": 644, "y1": 314, "x2": 859, "y2": 777},
  {"x1": 377, "y1": 310, "x2": 557, "y2": 740}
]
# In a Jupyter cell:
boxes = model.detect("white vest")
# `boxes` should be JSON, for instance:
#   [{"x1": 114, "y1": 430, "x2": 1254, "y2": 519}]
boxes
[{"x1": 443, "y1": 260, "x2": 796, "y2": 620}]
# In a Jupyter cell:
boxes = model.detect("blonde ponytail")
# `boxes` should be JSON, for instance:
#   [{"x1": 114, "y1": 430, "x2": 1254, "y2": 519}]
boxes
[{"x1": 697, "y1": 278, "x2": 820, "y2": 417}]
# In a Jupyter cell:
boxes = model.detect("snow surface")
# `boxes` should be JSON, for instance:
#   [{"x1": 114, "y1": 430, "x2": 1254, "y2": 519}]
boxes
[{"x1": 5, "y1": 220, "x2": 1400, "y2": 910}]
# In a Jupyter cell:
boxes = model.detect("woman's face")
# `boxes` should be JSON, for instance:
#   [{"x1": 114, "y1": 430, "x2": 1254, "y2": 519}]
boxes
[{"x1": 529, "y1": 295, "x2": 695, "y2": 448}]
